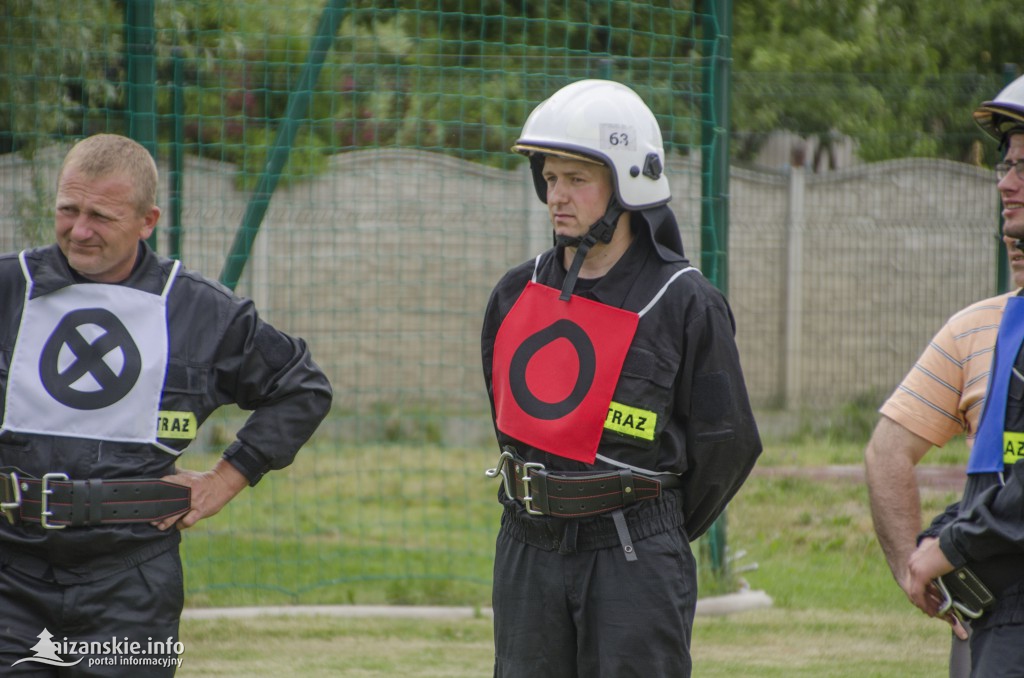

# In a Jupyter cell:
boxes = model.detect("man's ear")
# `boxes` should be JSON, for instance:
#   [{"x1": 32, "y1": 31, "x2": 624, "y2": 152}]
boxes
[{"x1": 140, "y1": 205, "x2": 161, "y2": 240}]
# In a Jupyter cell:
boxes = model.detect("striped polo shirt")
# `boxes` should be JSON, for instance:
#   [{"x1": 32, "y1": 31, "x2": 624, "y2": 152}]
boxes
[{"x1": 880, "y1": 291, "x2": 1016, "y2": 449}]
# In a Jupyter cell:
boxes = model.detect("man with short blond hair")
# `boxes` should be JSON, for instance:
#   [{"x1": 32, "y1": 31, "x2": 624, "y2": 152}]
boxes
[{"x1": 0, "y1": 133, "x2": 332, "y2": 675}]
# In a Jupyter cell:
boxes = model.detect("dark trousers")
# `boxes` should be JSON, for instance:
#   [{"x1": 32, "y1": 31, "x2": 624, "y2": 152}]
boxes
[
  {"x1": 492, "y1": 522, "x2": 697, "y2": 678},
  {"x1": 963, "y1": 581, "x2": 1024, "y2": 678},
  {"x1": 950, "y1": 625, "x2": 971, "y2": 678},
  {"x1": 970, "y1": 623, "x2": 1024, "y2": 677},
  {"x1": 0, "y1": 548, "x2": 184, "y2": 677}
]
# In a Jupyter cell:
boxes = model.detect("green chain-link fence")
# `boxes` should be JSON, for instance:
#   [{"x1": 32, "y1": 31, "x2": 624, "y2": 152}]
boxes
[
  {"x1": 3, "y1": 0, "x2": 738, "y2": 605},
  {"x1": 5, "y1": 0, "x2": 1014, "y2": 607}
]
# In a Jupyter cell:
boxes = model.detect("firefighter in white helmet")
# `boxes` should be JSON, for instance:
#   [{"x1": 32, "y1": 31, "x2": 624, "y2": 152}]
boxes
[{"x1": 482, "y1": 79, "x2": 762, "y2": 677}]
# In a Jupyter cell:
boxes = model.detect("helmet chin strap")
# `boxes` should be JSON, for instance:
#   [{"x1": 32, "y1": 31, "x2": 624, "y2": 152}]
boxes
[{"x1": 557, "y1": 198, "x2": 625, "y2": 301}]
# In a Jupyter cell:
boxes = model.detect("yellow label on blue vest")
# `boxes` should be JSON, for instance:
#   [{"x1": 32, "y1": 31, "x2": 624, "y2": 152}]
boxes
[
  {"x1": 1003, "y1": 431, "x2": 1024, "y2": 465},
  {"x1": 604, "y1": 401, "x2": 657, "y2": 441},
  {"x1": 157, "y1": 411, "x2": 198, "y2": 440}
]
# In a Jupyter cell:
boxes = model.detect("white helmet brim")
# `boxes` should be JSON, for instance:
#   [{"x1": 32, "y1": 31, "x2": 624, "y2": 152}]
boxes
[{"x1": 974, "y1": 74, "x2": 1024, "y2": 142}]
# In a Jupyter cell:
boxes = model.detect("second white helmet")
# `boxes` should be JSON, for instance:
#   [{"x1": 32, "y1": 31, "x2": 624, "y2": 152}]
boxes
[
  {"x1": 512, "y1": 79, "x2": 671, "y2": 210},
  {"x1": 975, "y1": 74, "x2": 1024, "y2": 143}
]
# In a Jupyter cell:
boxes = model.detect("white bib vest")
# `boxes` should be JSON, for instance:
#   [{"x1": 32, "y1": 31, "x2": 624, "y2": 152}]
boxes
[{"x1": 1, "y1": 251, "x2": 181, "y2": 454}]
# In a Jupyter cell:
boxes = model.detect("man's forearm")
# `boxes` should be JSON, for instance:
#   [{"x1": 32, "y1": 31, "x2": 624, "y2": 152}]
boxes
[
  {"x1": 867, "y1": 442, "x2": 924, "y2": 583},
  {"x1": 865, "y1": 416, "x2": 935, "y2": 586}
]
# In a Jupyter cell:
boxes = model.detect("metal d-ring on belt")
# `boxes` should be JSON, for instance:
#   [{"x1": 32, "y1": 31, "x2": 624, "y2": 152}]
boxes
[
  {"x1": 0, "y1": 468, "x2": 191, "y2": 530},
  {"x1": 485, "y1": 446, "x2": 682, "y2": 562}
]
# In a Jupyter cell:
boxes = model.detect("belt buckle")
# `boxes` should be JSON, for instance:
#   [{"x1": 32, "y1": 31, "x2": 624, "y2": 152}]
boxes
[
  {"x1": 40, "y1": 472, "x2": 69, "y2": 530},
  {"x1": 1, "y1": 472, "x2": 23, "y2": 525},
  {"x1": 484, "y1": 448, "x2": 547, "y2": 516},
  {"x1": 484, "y1": 449, "x2": 516, "y2": 498},
  {"x1": 519, "y1": 462, "x2": 545, "y2": 516},
  {"x1": 934, "y1": 576, "x2": 985, "y2": 623}
]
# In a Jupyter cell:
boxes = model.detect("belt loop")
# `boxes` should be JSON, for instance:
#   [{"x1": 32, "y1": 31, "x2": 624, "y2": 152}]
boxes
[
  {"x1": 1, "y1": 471, "x2": 23, "y2": 525},
  {"x1": 611, "y1": 509, "x2": 638, "y2": 562},
  {"x1": 88, "y1": 479, "x2": 103, "y2": 525},
  {"x1": 618, "y1": 469, "x2": 636, "y2": 507},
  {"x1": 558, "y1": 520, "x2": 579, "y2": 555},
  {"x1": 71, "y1": 479, "x2": 88, "y2": 527}
]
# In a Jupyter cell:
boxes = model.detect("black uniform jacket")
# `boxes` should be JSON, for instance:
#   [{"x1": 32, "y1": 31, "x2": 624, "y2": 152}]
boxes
[
  {"x1": 481, "y1": 207, "x2": 762, "y2": 540},
  {"x1": 924, "y1": 330, "x2": 1024, "y2": 598},
  {"x1": 0, "y1": 243, "x2": 332, "y2": 580}
]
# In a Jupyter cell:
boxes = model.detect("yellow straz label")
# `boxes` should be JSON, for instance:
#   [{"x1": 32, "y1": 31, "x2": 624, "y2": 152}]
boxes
[
  {"x1": 1004, "y1": 432, "x2": 1024, "y2": 465},
  {"x1": 157, "y1": 411, "x2": 198, "y2": 440},
  {"x1": 604, "y1": 401, "x2": 657, "y2": 441},
  {"x1": 999, "y1": 432, "x2": 1024, "y2": 464}
]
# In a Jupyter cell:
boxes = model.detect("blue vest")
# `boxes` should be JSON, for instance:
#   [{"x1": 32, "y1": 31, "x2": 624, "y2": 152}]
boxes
[{"x1": 969, "y1": 295, "x2": 1024, "y2": 473}]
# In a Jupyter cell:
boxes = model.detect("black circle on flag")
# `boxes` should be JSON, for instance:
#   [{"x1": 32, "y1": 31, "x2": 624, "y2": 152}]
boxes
[
  {"x1": 39, "y1": 308, "x2": 142, "y2": 410},
  {"x1": 508, "y1": 319, "x2": 596, "y2": 420}
]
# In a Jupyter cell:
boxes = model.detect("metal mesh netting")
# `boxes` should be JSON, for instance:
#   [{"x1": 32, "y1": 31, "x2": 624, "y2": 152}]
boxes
[{"x1": 1, "y1": 1, "x2": 1004, "y2": 605}]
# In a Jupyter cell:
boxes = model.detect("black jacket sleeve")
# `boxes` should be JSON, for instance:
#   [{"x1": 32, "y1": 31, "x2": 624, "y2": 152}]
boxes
[
  {"x1": 675, "y1": 292, "x2": 763, "y2": 540},
  {"x1": 214, "y1": 297, "x2": 333, "y2": 485},
  {"x1": 940, "y1": 465, "x2": 1024, "y2": 567},
  {"x1": 918, "y1": 501, "x2": 960, "y2": 544}
]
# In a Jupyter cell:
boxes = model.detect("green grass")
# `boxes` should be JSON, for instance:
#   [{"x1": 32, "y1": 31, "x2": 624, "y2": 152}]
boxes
[
  {"x1": 179, "y1": 615, "x2": 495, "y2": 677},
  {"x1": 179, "y1": 443, "x2": 499, "y2": 608},
  {"x1": 173, "y1": 427, "x2": 969, "y2": 676},
  {"x1": 692, "y1": 608, "x2": 951, "y2": 677},
  {"x1": 176, "y1": 605, "x2": 951, "y2": 677}
]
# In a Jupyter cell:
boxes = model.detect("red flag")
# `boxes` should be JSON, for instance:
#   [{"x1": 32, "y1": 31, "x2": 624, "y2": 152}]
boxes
[{"x1": 492, "y1": 282, "x2": 639, "y2": 463}]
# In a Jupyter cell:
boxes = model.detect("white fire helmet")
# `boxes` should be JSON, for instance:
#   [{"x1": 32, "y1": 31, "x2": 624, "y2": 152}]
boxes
[
  {"x1": 512, "y1": 79, "x2": 671, "y2": 210},
  {"x1": 975, "y1": 74, "x2": 1024, "y2": 143}
]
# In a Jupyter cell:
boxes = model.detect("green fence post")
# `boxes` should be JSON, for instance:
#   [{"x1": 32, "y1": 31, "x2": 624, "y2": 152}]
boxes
[
  {"x1": 218, "y1": 0, "x2": 348, "y2": 291},
  {"x1": 124, "y1": 0, "x2": 158, "y2": 250},
  {"x1": 701, "y1": 0, "x2": 731, "y2": 294},
  {"x1": 700, "y1": 0, "x2": 732, "y2": 580},
  {"x1": 168, "y1": 47, "x2": 185, "y2": 261}
]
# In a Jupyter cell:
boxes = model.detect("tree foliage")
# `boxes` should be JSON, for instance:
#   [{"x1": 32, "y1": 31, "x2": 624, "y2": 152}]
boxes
[
  {"x1": 2, "y1": 0, "x2": 1021, "y2": 171},
  {"x1": 1, "y1": 0, "x2": 122, "y2": 155},
  {"x1": 732, "y1": 0, "x2": 1019, "y2": 166}
]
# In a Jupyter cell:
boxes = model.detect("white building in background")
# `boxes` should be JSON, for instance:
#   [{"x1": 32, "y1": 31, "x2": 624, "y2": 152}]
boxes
[{"x1": 751, "y1": 129, "x2": 858, "y2": 172}]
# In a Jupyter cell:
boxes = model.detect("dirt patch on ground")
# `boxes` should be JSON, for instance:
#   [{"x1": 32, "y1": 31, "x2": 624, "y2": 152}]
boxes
[{"x1": 752, "y1": 464, "x2": 966, "y2": 492}]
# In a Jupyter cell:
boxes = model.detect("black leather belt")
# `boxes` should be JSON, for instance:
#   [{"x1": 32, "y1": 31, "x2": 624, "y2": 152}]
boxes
[
  {"x1": 0, "y1": 468, "x2": 191, "y2": 529},
  {"x1": 485, "y1": 447, "x2": 680, "y2": 519}
]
